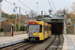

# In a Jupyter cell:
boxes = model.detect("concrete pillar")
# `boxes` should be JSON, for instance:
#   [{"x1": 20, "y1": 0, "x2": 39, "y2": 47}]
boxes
[
  {"x1": 0, "y1": 2, "x2": 2, "y2": 28},
  {"x1": 0, "y1": 0, "x2": 3, "y2": 28},
  {"x1": 64, "y1": 15, "x2": 67, "y2": 34},
  {"x1": 64, "y1": 19, "x2": 66, "y2": 34},
  {"x1": 19, "y1": 7, "x2": 21, "y2": 31}
]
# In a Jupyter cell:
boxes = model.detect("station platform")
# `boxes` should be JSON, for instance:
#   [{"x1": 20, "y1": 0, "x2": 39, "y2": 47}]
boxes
[
  {"x1": 0, "y1": 34, "x2": 28, "y2": 48},
  {"x1": 62, "y1": 34, "x2": 75, "y2": 50}
]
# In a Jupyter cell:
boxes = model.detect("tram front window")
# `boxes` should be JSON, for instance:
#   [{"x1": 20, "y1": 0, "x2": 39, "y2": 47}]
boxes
[{"x1": 29, "y1": 25, "x2": 42, "y2": 33}]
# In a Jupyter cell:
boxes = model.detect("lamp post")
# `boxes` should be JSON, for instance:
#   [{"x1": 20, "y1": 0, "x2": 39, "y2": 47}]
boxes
[
  {"x1": 49, "y1": 8, "x2": 52, "y2": 15},
  {"x1": 15, "y1": 7, "x2": 17, "y2": 32},
  {"x1": 0, "y1": 0, "x2": 3, "y2": 18},
  {"x1": 13, "y1": 3, "x2": 18, "y2": 32},
  {"x1": 25, "y1": 12, "x2": 27, "y2": 23},
  {"x1": 19, "y1": 7, "x2": 21, "y2": 31},
  {"x1": 36, "y1": 2, "x2": 38, "y2": 16},
  {"x1": 49, "y1": 8, "x2": 52, "y2": 18},
  {"x1": 0, "y1": 0, "x2": 3, "y2": 28}
]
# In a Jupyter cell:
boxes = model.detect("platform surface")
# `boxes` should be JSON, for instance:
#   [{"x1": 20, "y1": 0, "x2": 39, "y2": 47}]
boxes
[
  {"x1": 62, "y1": 34, "x2": 75, "y2": 50},
  {"x1": 0, "y1": 34, "x2": 28, "y2": 48}
]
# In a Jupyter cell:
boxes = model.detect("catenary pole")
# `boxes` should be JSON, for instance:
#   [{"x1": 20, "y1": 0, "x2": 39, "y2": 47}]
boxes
[
  {"x1": 15, "y1": 7, "x2": 17, "y2": 32},
  {"x1": 19, "y1": 7, "x2": 21, "y2": 31},
  {"x1": 0, "y1": 0, "x2": 3, "y2": 28}
]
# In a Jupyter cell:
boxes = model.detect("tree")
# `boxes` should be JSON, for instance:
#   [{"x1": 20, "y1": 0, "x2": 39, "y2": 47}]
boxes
[
  {"x1": 1, "y1": 11, "x2": 6, "y2": 17},
  {"x1": 28, "y1": 10, "x2": 37, "y2": 18},
  {"x1": 57, "y1": 9, "x2": 61, "y2": 14},
  {"x1": 57, "y1": 9, "x2": 68, "y2": 15},
  {"x1": 70, "y1": 11, "x2": 75, "y2": 20},
  {"x1": 70, "y1": 2, "x2": 75, "y2": 20},
  {"x1": 37, "y1": 15, "x2": 42, "y2": 18},
  {"x1": 5, "y1": 14, "x2": 8, "y2": 18},
  {"x1": 56, "y1": 9, "x2": 70, "y2": 18},
  {"x1": 71, "y1": 2, "x2": 75, "y2": 14}
]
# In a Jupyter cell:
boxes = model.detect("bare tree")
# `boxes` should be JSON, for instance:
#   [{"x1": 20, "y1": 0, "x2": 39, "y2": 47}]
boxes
[
  {"x1": 28, "y1": 10, "x2": 37, "y2": 18},
  {"x1": 57, "y1": 9, "x2": 69, "y2": 15},
  {"x1": 56, "y1": 9, "x2": 70, "y2": 18}
]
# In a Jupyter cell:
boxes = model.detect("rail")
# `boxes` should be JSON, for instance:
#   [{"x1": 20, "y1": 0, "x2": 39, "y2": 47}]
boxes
[{"x1": 44, "y1": 35, "x2": 63, "y2": 50}]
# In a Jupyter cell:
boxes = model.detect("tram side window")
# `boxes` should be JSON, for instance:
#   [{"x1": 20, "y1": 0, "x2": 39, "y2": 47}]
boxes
[
  {"x1": 39, "y1": 25, "x2": 42, "y2": 32},
  {"x1": 48, "y1": 26, "x2": 49, "y2": 31},
  {"x1": 46, "y1": 26, "x2": 48, "y2": 31}
]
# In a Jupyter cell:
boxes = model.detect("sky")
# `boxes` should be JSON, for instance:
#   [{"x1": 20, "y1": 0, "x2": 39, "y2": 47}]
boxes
[{"x1": 1, "y1": 0, "x2": 75, "y2": 15}]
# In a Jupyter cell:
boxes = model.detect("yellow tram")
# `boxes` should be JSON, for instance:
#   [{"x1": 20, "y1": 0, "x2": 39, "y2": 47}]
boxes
[{"x1": 27, "y1": 21, "x2": 51, "y2": 41}]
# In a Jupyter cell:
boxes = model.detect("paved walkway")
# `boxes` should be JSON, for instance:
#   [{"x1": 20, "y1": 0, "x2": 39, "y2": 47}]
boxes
[
  {"x1": 63, "y1": 34, "x2": 75, "y2": 50},
  {"x1": 0, "y1": 34, "x2": 28, "y2": 48},
  {"x1": 65, "y1": 35, "x2": 75, "y2": 50},
  {"x1": 0, "y1": 34, "x2": 28, "y2": 44},
  {"x1": 67, "y1": 35, "x2": 75, "y2": 46},
  {"x1": 62, "y1": 34, "x2": 67, "y2": 50}
]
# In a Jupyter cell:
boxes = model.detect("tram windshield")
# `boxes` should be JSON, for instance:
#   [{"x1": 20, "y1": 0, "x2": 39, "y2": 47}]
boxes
[{"x1": 29, "y1": 25, "x2": 42, "y2": 33}]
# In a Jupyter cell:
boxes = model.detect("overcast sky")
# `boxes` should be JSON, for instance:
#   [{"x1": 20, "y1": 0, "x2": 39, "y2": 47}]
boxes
[{"x1": 1, "y1": 0, "x2": 75, "y2": 15}]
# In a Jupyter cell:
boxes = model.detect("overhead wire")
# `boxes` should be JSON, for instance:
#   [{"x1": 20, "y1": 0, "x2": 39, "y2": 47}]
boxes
[
  {"x1": 18, "y1": 0, "x2": 36, "y2": 12},
  {"x1": 52, "y1": 0, "x2": 57, "y2": 13},
  {"x1": 47, "y1": 0, "x2": 53, "y2": 9},
  {"x1": 51, "y1": 0, "x2": 58, "y2": 15},
  {"x1": 18, "y1": 0, "x2": 32, "y2": 10},
  {"x1": 5, "y1": 0, "x2": 14, "y2": 5},
  {"x1": 47, "y1": 0, "x2": 56, "y2": 14},
  {"x1": 21, "y1": 8, "x2": 27, "y2": 12},
  {"x1": 5, "y1": 0, "x2": 28, "y2": 12}
]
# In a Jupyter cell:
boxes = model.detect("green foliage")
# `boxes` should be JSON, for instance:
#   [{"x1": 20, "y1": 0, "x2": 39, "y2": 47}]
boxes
[
  {"x1": 10, "y1": 14, "x2": 16, "y2": 19},
  {"x1": 37, "y1": 15, "x2": 42, "y2": 18},
  {"x1": 1, "y1": 12, "x2": 16, "y2": 19},
  {"x1": 14, "y1": 23, "x2": 19, "y2": 31},
  {"x1": 1, "y1": 12, "x2": 5, "y2": 17},
  {"x1": 20, "y1": 23, "x2": 27, "y2": 31},
  {"x1": 16, "y1": 23, "x2": 19, "y2": 31},
  {"x1": 0, "y1": 28, "x2": 4, "y2": 32},
  {"x1": 5, "y1": 14, "x2": 8, "y2": 18},
  {"x1": 13, "y1": 15, "x2": 16, "y2": 19},
  {"x1": 10, "y1": 15, "x2": 13, "y2": 19},
  {"x1": 14, "y1": 23, "x2": 27, "y2": 31}
]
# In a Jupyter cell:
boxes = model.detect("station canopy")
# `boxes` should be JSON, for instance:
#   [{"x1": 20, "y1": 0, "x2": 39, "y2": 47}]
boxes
[
  {"x1": 44, "y1": 15, "x2": 64, "y2": 23},
  {"x1": 0, "y1": 17, "x2": 7, "y2": 21}
]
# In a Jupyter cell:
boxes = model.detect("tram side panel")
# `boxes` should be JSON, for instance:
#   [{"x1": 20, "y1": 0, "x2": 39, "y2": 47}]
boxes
[{"x1": 43, "y1": 23, "x2": 51, "y2": 40}]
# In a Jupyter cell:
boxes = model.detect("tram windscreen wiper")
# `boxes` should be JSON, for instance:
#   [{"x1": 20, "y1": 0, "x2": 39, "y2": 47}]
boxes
[{"x1": 33, "y1": 28, "x2": 38, "y2": 33}]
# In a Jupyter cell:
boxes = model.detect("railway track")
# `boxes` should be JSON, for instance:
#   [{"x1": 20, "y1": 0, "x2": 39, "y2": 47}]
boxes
[
  {"x1": 14, "y1": 43, "x2": 37, "y2": 50},
  {"x1": 44, "y1": 35, "x2": 64, "y2": 50},
  {"x1": 0, "y1": 41, "x2": 38, "y2": 50},
  {"x1": 0, "y1": 42, "x2": 29, "y2": 50},
  {"x1": 0, "y1": 35, "x2": 64, "y2": 50}
]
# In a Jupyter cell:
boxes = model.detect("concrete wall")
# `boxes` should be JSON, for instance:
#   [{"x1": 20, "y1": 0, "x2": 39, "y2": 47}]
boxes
[
  {"x1": 14, "y1": 31, "x2": 26, "y2": 35},
  {"x1": 67, "y1": 18, "x2": 72, "y2": 26},
  {"x1": 0, "y1": 31, "x2": 26, "y2": 37},
  {"x1": 0, "y1": 32, "x2": 4, "y2": 37}
]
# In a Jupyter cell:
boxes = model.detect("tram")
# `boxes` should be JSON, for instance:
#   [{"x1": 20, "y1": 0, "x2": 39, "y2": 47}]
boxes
[{"x1": 27, "y1": 21, "x2": 51, "y2": 41}]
